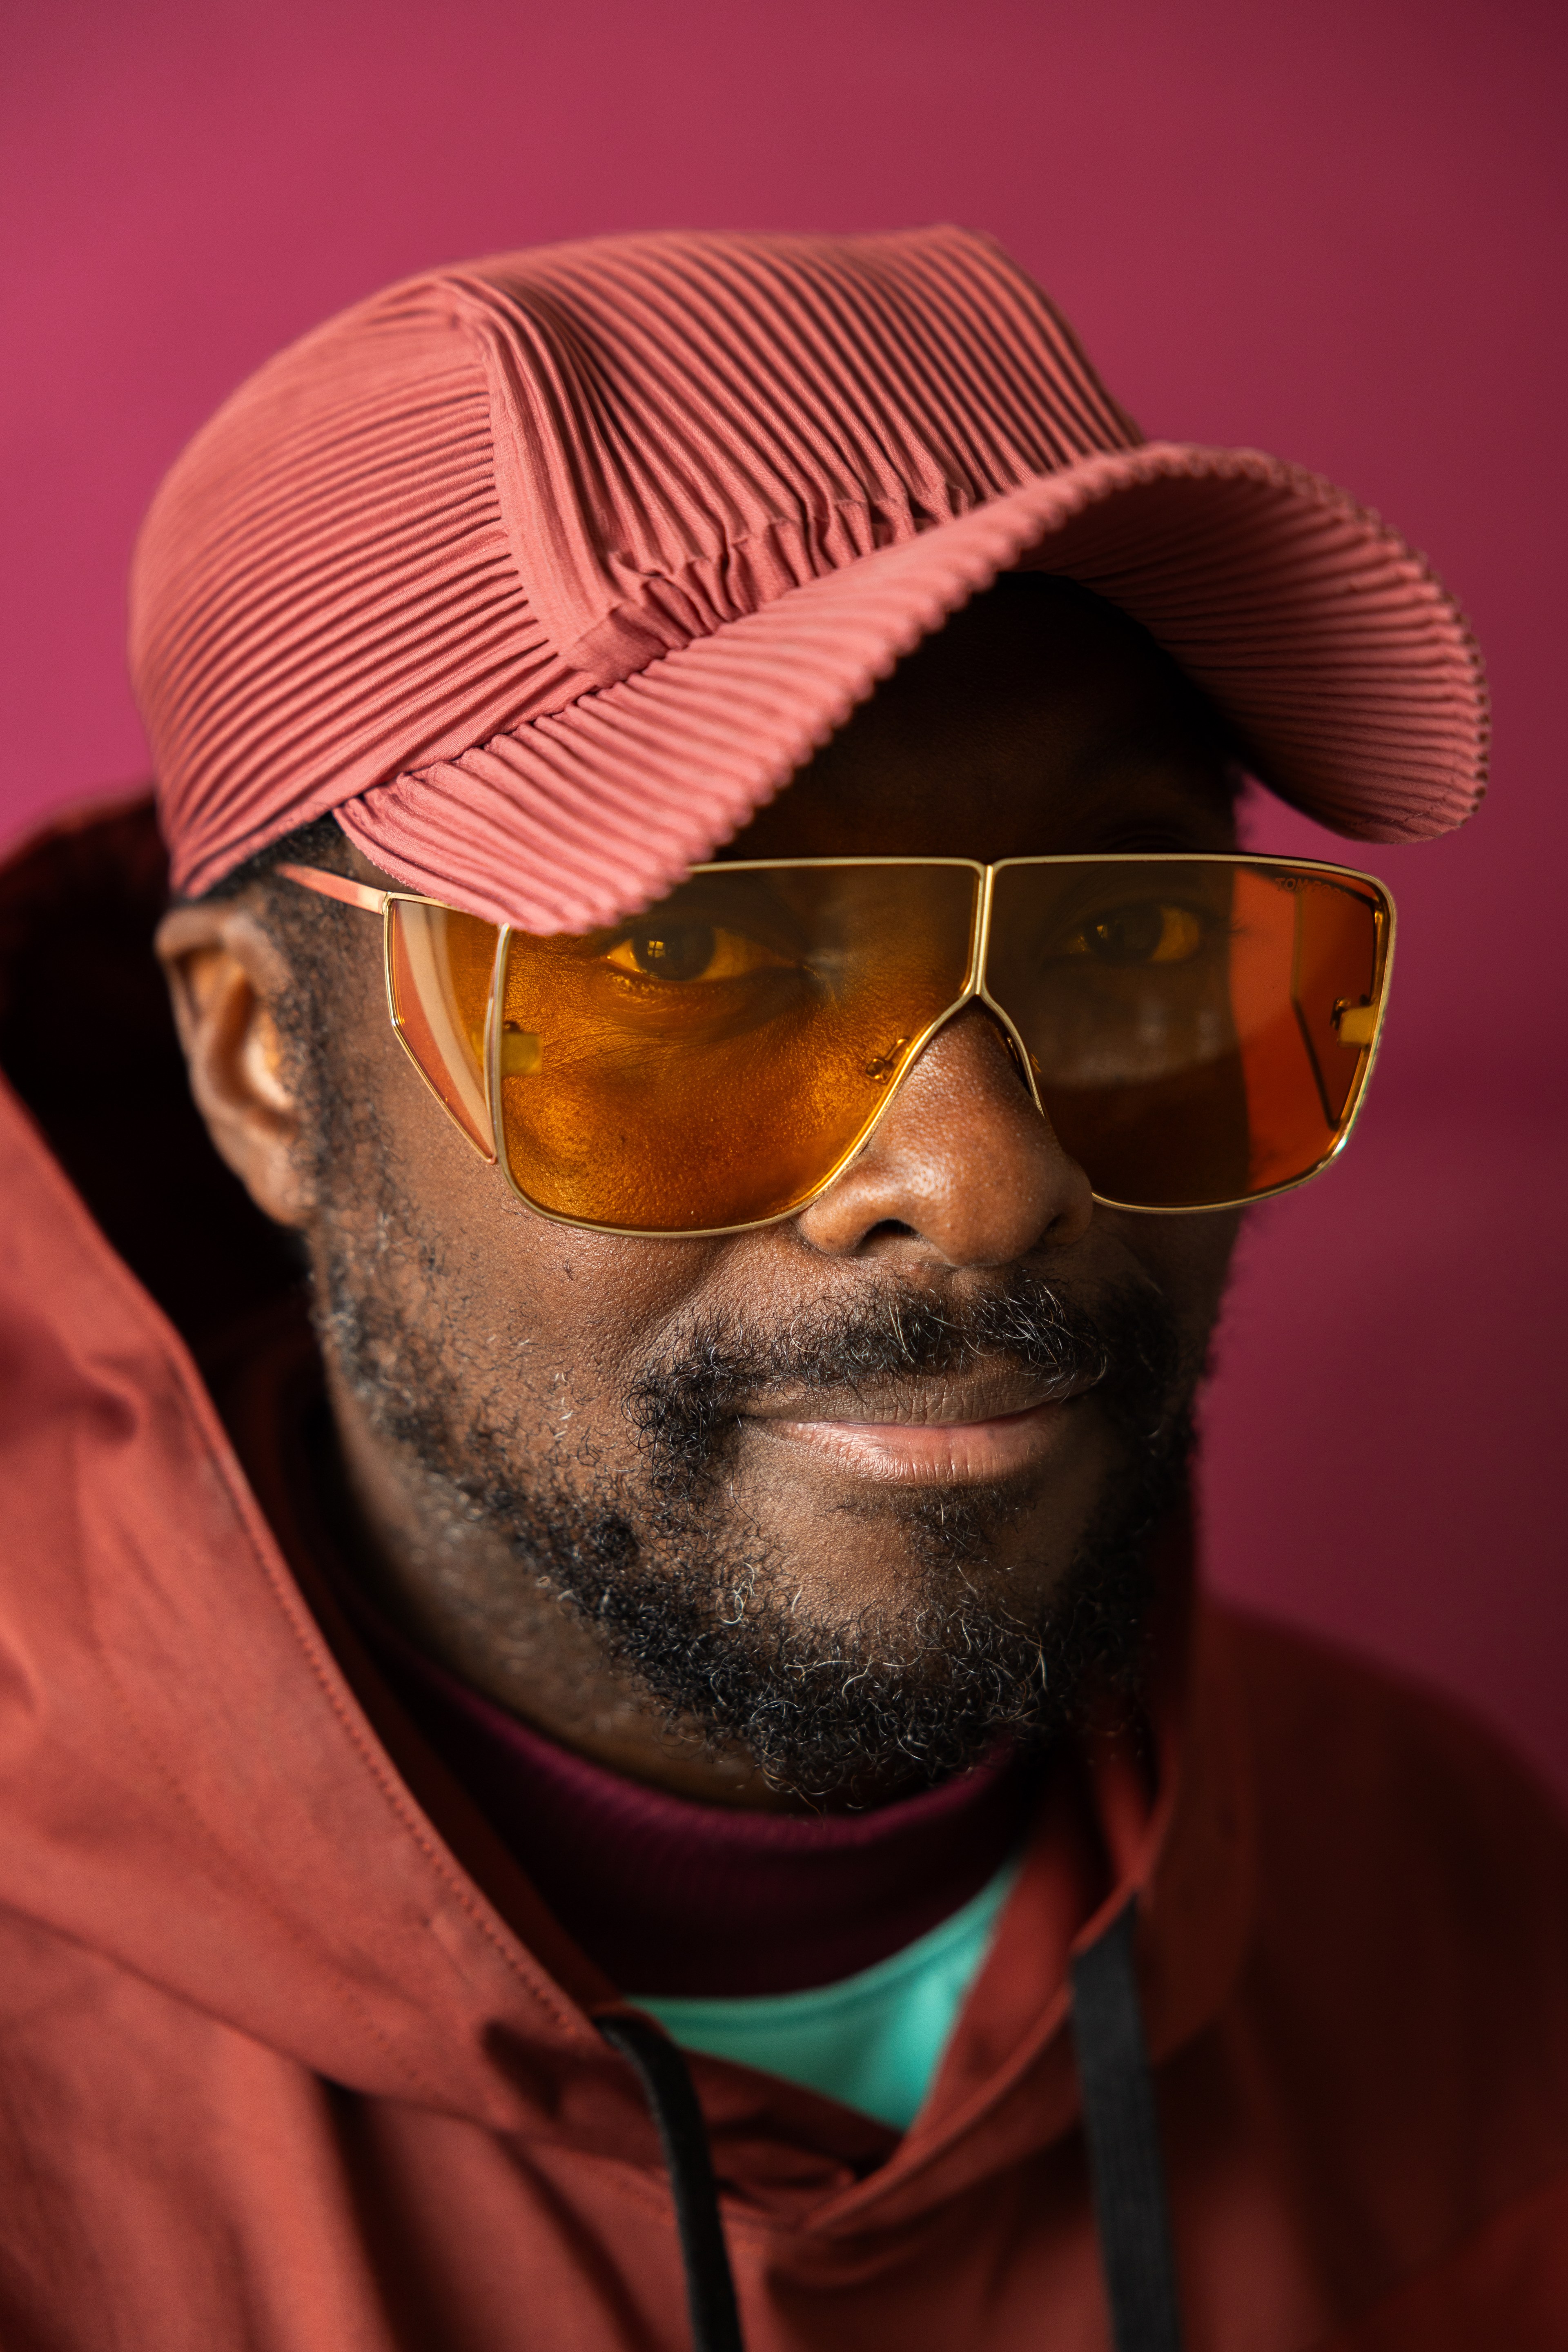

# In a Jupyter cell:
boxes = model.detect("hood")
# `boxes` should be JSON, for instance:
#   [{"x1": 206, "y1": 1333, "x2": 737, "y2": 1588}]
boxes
[{"x1": 0, "y1": 793, "x2": 1255, "y2": 2235}]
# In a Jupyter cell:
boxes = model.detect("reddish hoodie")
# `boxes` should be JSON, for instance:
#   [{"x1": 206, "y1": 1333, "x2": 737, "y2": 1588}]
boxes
[{"x1": 0, "y1": 797, "x2": 1565, "y2": 2351}]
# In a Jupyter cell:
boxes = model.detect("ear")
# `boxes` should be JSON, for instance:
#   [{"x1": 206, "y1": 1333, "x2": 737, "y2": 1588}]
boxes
[{"x1": 155, "y1": 899, "x2": 316, "y2": 1228}]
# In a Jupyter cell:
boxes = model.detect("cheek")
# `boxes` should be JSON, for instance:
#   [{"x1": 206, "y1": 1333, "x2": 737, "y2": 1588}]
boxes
[
  {"x1": 351, "y1": 1026, "x2": 737, "y2": 1416},
  {"x1": 1105, "y1": 1206, "x2": 1242, "y2": 1356}
]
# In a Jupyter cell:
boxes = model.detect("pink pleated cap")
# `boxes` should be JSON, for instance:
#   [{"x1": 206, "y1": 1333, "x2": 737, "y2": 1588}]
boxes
[{"x1": 130, "y1": 227, "x2": 1488, "y2": 933}]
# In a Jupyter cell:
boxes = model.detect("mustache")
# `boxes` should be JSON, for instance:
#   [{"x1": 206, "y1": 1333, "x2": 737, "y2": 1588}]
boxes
[{"x1": 629, "y1": 1270, "x2": 1189, "y2": 1488}]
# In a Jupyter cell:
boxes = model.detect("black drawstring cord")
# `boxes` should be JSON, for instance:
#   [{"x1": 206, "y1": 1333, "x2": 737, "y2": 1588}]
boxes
[
  {"x1": 598, "y1": 2012, "x2": 745, "y2": 2352},
  {"x1": 1070, "y1": 1898, "x2": 1184, "y2": 2352},
  {"x1": 600, "y1": 1896, "x2": 1178, "y2": 2352}
]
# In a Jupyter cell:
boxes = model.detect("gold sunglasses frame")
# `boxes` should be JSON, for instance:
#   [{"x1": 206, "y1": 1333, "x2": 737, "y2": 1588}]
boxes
[{"x1": 281, "y1": 853, "x2": 1396, "y2": 1237}]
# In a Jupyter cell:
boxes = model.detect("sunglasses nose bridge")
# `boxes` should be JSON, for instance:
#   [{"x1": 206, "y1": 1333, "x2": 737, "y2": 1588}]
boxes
[
  {"x1": 766, "y1": 863, "x2": 1031, "y2": 1220},
  {"x1": 966, "y1": 864, "x2": 1042, "y2": 1112},
  {"x1": 973, "y1": 987, "x2": 1045, "y2": 1112},
  {"x1": 832, "y1": 857, "x2": 1000, "y2": 1128},
  {"x1": 869, "y1": 989, "x2": 1045, "y2": 1138},
  {"x1": 792, "y1": 989, "x2": 1091, "y2": 1265}
]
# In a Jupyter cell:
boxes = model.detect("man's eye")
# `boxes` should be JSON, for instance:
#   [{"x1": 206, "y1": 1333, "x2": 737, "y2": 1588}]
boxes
[
  {"x1": 1062, "y1": 902, "x2": 1207, "y2": 966},
  {"x1": 603, "y1": 924, "x2": 787, "y2": 982}
]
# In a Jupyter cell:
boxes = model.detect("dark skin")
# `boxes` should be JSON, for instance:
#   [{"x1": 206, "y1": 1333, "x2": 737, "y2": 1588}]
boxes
[{"x1": 156, "y1": 581, "x2": 1242, "y2": 1810}]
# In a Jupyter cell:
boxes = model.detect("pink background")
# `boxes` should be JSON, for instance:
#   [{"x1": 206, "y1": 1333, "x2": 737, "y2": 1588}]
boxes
[{"x1": 4, "y1": 1, "x2": 1565, "y2": 1793}]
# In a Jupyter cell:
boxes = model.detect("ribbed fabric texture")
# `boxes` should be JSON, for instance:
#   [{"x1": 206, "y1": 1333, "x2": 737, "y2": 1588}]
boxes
[{"x1": 130, "y1": 227, "x2": 1487, "y2": 930}]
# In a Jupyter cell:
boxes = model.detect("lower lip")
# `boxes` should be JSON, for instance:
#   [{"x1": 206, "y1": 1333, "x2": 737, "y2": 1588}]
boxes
[{"x1": 753, "y1": 1399, "x2": 1073, "y2": 1485}]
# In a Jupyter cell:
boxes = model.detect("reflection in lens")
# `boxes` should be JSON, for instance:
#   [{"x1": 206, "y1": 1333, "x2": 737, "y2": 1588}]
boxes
[
  {"x1": 1065, "y1": 900, "x2": 1207, "y2": 967},
  {"x1": 386, "y1": 901, "x2": 498, "y2": 1156},
  {"x1": 988, "y1": 860, "x2": 1385, "y2": 1208}
]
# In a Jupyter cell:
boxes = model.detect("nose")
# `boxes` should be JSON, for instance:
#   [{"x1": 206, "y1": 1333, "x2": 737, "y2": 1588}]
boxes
[{"x1": 794, "y1": 1005, "x2": 1094, "y2": 1266}]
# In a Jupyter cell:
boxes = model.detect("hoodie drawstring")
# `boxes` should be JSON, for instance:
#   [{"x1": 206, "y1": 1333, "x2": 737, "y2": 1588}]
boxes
[
  {"x1": 1070, "y1": 1898, "x2": 1184, "y2": 2351},
  {"x1": 601, "y1": 1893, "x2": 1181, "y2": 2352},
  {"x1": 597, "y1": 2012, "x2": 744, "y2": 2352}
]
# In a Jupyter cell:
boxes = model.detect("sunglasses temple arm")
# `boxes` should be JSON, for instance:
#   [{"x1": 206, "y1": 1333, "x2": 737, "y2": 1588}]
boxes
[{"x1": 276, "y1": 862, "x2": 390, "y2": 916}]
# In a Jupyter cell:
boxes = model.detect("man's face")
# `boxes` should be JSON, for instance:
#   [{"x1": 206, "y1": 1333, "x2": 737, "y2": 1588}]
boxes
[{"x1": 252, "y1": 581, "x2": 1243, "y2": 1800}]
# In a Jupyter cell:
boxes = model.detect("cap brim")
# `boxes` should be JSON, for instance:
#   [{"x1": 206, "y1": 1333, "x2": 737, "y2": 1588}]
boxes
[{"x1": 337, "y1": 441, "x2": 1487, "y2": 933}]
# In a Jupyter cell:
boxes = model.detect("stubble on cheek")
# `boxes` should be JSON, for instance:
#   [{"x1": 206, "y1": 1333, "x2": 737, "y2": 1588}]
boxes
[
  {"x1": 296, "y1": 1055, "x2": 1210, "y2": 1793},
  {"x1": 314, "y1": 1146, "x2": 1196, "y2": 1624},
  {"x1": 313, "y1": 1238, "x2": 1194, "y2": 1792}
]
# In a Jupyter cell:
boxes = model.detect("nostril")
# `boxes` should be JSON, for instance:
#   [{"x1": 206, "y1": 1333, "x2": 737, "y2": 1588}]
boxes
[{"x1": 864, "y1": 1218, "x2": 918, "y2": 1242}]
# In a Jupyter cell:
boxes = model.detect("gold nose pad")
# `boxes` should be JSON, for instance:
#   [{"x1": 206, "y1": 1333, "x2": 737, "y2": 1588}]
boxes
[
  {"x1": 892, "y1": 1004, "x2": 1042, "y2": 1109},
  {"x1": 863, "y1": 1036, "x2": 910, "y2": 1083},
  {"x1": 993, "y1": 1021, "x2": 1043, "y2": 1103}
]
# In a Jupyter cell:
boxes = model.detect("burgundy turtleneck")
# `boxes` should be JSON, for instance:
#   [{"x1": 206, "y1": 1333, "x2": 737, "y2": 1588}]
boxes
[
  {"x1": 351, "y1": 1604, "x2": 1036, "y2": 1995},
  {"x1": 214, "y1": 1306, "x2": 1040, "y2": 1999}
]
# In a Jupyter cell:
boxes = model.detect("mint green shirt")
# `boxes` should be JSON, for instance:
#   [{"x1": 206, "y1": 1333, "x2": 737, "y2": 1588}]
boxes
[{"x1": 631, "y1": 1852, "x2": 1021, "y2": 2132}]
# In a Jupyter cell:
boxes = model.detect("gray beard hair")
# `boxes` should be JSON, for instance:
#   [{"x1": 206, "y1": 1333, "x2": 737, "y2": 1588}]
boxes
[{"x1": 313, "y1": 1203, "x2": 1198, "y2": 1800}]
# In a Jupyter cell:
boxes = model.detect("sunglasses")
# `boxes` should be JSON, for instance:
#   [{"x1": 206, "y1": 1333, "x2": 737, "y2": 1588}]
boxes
[{"x1": 281, "y1": 854, "x2": 1394, "y2": 1236}]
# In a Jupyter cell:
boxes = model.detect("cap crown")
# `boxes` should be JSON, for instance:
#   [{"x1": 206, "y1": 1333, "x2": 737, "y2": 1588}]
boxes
[{"x1": 132, "y1": 229, "x2": 1138, "y2": 895}]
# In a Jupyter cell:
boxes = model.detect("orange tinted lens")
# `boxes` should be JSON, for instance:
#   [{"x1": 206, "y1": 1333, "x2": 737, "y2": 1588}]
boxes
[
  {"x1": 386, "y1": 899, "x2": 499, "y2": 1156},
  {"x1": 494, "y1": 864, "x2": 980, "y2": 1231},
  {"x1": 986, "y1": 860, "x2": 1388, "y2": 1208}
]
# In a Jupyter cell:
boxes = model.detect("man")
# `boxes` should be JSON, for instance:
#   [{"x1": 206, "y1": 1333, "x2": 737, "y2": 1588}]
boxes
[{"x1": 0, "y1": 227, "x2": 1562, "y2": 2349}]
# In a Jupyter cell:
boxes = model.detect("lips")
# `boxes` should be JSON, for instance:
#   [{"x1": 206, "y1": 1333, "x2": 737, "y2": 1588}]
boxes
[{"x1": 742, "y1": 1370, "x2": 1098, "y2": 1487}]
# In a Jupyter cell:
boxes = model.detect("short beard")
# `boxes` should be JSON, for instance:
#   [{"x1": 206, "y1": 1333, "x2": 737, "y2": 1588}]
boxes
[{"x1": 316, "y1": 1182, "x2": 1197, "y2": 1799}]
